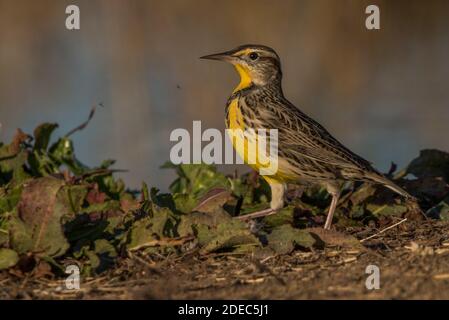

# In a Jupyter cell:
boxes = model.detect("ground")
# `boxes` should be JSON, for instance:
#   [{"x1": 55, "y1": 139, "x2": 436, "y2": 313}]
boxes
[{"x1": 2, "y1": 219, "x2": 448, "y2": 300}]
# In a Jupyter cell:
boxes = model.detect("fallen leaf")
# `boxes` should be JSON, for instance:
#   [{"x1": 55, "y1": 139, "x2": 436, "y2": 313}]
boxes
[
  {"x1": 0, "y1": 248, "x2": 19, "y2": 270},
  {"x1": 32, "y1": 260, "x2": 53, "y2": 278},
  {"x1": 306, "y1": 228, "x2": 363, "y2": 250},
  {"x1": 262, "y1": 205, "x2": 295, "y2": 228},
  {"x1": 426, "y1": 201, "x2": 449, "y2": 220},
  {"x1": 126, "y1": 206, "x2": 172, "y2": 250},
  {"x1": 267, "y1": 224, "x2": 317, "y2": 254},
  {"x1": 14, "y1": 176, "x2": 69, "y2": 257},
  {"x1": 196, "y1": 219, "x2": 260, "y2": 254},
  {"x1": 366, "y1": 203, "x2": 408, "y2": 217},
  {"x1": 192, "y1": 188, "x2": 233, "y2": 213},
  {"x1": 350, "y1": 184, "x2": 377, "y2": 205},
  {"x1": 177, "y1": 209, "x2": 231, "y2": 237}
]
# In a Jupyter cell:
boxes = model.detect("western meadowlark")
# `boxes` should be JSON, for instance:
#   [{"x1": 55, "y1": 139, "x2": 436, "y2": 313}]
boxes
[{"x1": 201, "y1": 44, "x2": 415, "y2": 229}]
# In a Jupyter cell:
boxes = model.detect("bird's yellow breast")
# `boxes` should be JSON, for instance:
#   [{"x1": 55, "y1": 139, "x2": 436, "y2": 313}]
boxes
[
  {"x1": 226, "y1": 98, "x2": 296, "y2": 183},
  {"x1": 227, "y1": 98, "x2": 245, "y2": 131},
  {"x1": 226, "y1": 63, "x2": 294, "y2": 183},
  {"x1": 226, "y1": 98, "x2": 279, "y2": 176},
  {"x1": 226, "y1": 98, "x2": 254, "y2": 166}
]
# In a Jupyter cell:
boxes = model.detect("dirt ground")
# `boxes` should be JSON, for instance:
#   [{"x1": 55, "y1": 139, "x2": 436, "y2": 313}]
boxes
[{"x1": 1, "y1": 219, "x2": 449, "y2": 300}]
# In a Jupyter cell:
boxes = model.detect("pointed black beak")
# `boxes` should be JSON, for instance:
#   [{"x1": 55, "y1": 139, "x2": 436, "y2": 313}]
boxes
[{"x1": 200, "y1": 50, "x2": 235, "y2": 62}]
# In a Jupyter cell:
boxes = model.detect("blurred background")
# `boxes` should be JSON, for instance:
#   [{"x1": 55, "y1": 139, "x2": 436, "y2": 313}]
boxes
[{"x1": 0, "y1": 0, "x2": 448, "y2": 190}]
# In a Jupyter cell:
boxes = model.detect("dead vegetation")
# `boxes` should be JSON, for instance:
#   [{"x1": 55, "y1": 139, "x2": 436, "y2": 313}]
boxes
[{"x1": 1, "y1": 116, "x2": 449, "y2": 299}]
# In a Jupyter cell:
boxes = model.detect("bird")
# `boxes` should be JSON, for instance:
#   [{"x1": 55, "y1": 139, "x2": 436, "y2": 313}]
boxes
[{"x1": 201, "y1": 44, "x2": 415, "y2": 229}]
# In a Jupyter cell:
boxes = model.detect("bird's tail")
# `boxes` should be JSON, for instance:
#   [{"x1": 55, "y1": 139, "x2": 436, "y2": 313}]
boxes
[{"x1": 365, "y1": 173, "x2": 416, "y2": 201}]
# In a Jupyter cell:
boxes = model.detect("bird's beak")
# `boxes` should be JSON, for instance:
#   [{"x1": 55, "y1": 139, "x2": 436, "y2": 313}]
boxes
[{"x1": 200, "y1": 50, "x2": 235, "y2": 62}]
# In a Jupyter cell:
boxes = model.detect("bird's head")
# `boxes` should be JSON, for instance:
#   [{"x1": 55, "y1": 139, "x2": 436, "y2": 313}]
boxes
[{"x1": 201, "y1": 44, "x2": 282, "y2": 90}]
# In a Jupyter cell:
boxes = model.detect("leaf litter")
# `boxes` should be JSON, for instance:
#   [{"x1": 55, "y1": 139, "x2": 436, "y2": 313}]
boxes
[{"x1": 1, "y1": 113, "x2": 449, "y2": 299}]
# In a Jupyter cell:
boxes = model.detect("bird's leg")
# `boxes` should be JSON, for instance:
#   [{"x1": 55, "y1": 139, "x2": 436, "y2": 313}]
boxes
[
  {"x1": 324, "y1": 191, "x2": 340, "y2": 230},
  {"x1": 235, "y1": 181, "x2": 285, "y2": 221},
  {"x1": 269, "y1": 182, "x2": 286, "y2": 210}
]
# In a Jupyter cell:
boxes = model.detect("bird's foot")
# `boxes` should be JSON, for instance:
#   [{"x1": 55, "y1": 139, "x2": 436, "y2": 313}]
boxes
[{"x1": 234, "y1": 208, "x2": 276, "y2": 221}]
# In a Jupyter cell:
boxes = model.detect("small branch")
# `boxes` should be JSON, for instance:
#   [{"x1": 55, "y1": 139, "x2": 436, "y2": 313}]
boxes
[
  {"x1": 234, "y1": 208, "x2": 275, "y2": 220},
  {"x1": 128, "y1": 252, "x2": 162, "y2": 275},
  {"x1": 360, "y1": 218, "x2": 408, "y2": 243},
  {"x1": 80, "y1": 168, "x2": 128, "y2": 179},
  {"x1": 65, "y1": 103, "x2": 102, "y2": 137},
  {"x1": 128, "y1": 236, "x2": 194, "y2": 252}
]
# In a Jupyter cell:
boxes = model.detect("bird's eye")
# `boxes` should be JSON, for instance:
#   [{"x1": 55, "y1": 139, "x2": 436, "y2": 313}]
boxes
[{"x1": 249, "y1": 52, "x2": 259, "y2": 60}]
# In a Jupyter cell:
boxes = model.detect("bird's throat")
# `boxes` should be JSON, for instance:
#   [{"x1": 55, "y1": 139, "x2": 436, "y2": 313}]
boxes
[{"x1": 233, "y1": 64, "x2": 252, "y2": 93}]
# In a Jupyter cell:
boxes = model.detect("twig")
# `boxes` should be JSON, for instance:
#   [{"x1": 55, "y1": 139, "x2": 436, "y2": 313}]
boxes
[
  {"x1": 360, "y1": 218, "x2": 408, "y2": 243},
  {"x1": 65, "y1": 103, "x2": 102, "y2": 137},
  {"x1": 128, "y1": 236, "x2": 194, "y2": 252},
  {"x1": 79, "y1": 168, "x2": 128, "y2": 179},
  {"x1": 128, "y1": 252, "x2": 163, "y2": 275},
  {"x1": 234, "y1": 208, "x2": 275, "y2": 220}
]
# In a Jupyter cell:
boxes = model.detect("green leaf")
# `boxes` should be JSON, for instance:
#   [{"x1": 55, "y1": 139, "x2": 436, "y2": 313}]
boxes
[
  {"x1": 306, "y1": 227, "x2": 362, "y2": 249},
  {"x1": 366, "y1": 203, "x2": 407, "y2": 217},
  {"x1": 172, "y1": 193, "x2": 198, "y2": 213},
  {"x1": 85, "y1": 250, "x2": 100, "y2": 269},
  {"x1": 262, "y1": 205, "x2": 295, "y2": 228},
  {"x1": 84, "y1": 200, "x2": 121, "y2": 214},
  {"x1": 267, "y1": 224, "x2": 316, "y2": 254},
  {"x1": 8, "y1": 211, "x2": 34, "y2": 254},
  {"x1": 175, "y1": 198, "x2": 251, "y2": 252},
  {"x1": 92, "y1": 239, "x2": 117, "y2": 273},
  {"x1": 48, "y1": 137, "x2": 88, "y2": 175},
  {"x1": 28, "y1": 151, "x2": 60, "y2": 176},
  {"x1": 0, "y1": 130, "x2": 29, "y2": 185},
  {"x1": 126, "y1": 206, "x2": 173, "y2": 250},
  {"x1": 0, "y1": 227, "x2": 8, "y2": 246},
  {"x1": 52, "y1": 185, "x2": 90, "y2": 225},
  {"x1": 195, "y1": 219, "x2": 260, "y2": 254},
  {"x1": 99, "y1": 159, "x2": 116, "y2": 169},
  {"x1": 0, "y1": 185, "x2": 23, "y2": 214},
  {"x1": 350, "y1": 184, "x2": 377, "y2": 206},
  {"x1": 33, "y1": 123, "x2": 58, "y2": 151},
  {"x1": 141, "y1": 182, "x2": 150, "y2": 201},
  {"x1": 127, "y1": 218, "x2": 156, "y2": 250},
  {"x1": 426, "y1": 201, "x2": 449, "y2": 220},
  {"x1": 165, "y1": 163, "x2": 230, "y2": 197},
  {"x1": 0, "y1": 248, "x2": 19, "y2": 270},
  {"x1": 192, "y1": 188, "x2": 233, "y2": 214},
  {"x1": 177, "y1": 209, "x2": 231, "y2": 237},
  {"x1": 66, "y1": 185, "x2": 89, "y2": 214},
  {"x1": 94, "y1": 239, "x2": 117, "y2": 257},
  {"x1": 14, "y1": 176, "x2": 69, "y2": 257}
]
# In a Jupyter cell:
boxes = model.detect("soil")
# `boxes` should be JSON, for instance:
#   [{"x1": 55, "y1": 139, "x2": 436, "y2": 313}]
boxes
[{"x1": 1, "y1": 219, "x2": 449, "y2": 300}]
